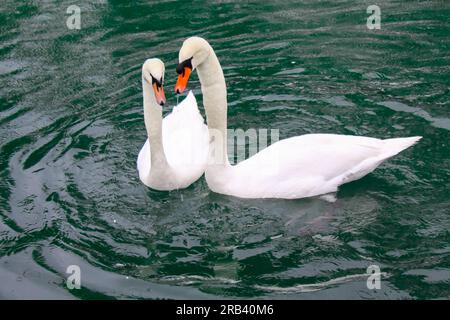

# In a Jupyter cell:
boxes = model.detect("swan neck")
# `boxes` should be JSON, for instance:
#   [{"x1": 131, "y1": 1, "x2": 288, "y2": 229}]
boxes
[
  {"x1": 143, "y1": 79, "x2": 169, "y2": 168},
  {"x1": 197, "y1": 49, "x2": 229, "y2": 166}
]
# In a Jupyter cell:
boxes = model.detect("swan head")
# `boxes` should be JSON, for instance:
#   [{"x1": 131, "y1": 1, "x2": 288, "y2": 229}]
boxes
[
  {"x1": 142, "y1": 58, "x2": 166, "y2": 106},
  {"x1": 175, "y1": 37, "x2": 211, "y2": 94}
]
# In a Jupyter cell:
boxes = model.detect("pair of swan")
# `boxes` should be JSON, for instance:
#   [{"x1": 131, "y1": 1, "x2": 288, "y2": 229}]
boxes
[{"x1": 137, "y1": 37, "x2": 421, "y2": 199}]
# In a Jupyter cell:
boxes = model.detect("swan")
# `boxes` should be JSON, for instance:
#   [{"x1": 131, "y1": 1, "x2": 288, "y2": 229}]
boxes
[
  {"x1": 137, "y1": 58, "x2": 209, "y2": 190},
  {"x1": 174, "y1": 37, "x2": 422, "y2": 199}
]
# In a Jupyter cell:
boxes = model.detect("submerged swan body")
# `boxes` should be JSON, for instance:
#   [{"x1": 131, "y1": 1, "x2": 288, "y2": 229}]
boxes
[
  {"x1": 175, "y1": 37, "x2": 421, "y2": 199},
  {"x1": 137, "y1": 58, "x2": 208, "y2": 190}
]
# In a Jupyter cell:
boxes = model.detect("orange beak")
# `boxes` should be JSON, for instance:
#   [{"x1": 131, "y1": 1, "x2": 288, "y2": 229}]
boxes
[
  {"x1": 152, "y1": 83, "x2": 166, "y2": 106},
  {"x1": 175, "y1": 67, "x2": 191, "y2": 94}
]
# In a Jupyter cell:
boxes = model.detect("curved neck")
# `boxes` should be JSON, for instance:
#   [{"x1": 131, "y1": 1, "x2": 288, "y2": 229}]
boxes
[
  {"x1": 142, "y1": 78, "x2": 169, "y2": 169},
  {"x1": 197, "y1": 48, "x2": 229, "y2": 166}
]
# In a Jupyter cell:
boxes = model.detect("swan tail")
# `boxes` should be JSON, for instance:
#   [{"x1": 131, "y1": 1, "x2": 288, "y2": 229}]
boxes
[
  {"x1": 382, "y1": 136, "x2": 422, "y2": 157},
  {"x1": 325, "y1": 136, "x2": 421, "y2": 190}
]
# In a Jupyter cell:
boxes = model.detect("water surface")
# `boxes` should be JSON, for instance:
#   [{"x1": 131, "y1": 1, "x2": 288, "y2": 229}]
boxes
[{"x1": 0, "y1": 0, "x2": 449, "y2": 299}]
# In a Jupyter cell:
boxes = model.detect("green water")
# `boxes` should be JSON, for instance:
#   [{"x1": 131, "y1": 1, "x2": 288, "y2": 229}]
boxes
[{"x1": 1, "y1": 0, "x2": 449, "y2": 299}]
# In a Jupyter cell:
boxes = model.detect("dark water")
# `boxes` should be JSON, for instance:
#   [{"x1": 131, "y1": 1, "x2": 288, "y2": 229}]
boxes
[{"x1": 1, "y1": 0, "x2": 449, "y2": 299}]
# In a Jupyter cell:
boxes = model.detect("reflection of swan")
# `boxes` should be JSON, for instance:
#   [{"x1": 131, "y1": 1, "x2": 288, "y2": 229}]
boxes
[
  {"x1": 175, "y1": 37, "x2": 421, "y2": 199},
  {"x1": 137, "y1": 59, "x2": 208, "y2": 190}
]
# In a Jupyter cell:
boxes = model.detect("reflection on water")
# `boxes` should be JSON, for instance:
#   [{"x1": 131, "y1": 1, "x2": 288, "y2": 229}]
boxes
[{"x1": 0, "y1": 0, "x2": 449, "y2": 299}]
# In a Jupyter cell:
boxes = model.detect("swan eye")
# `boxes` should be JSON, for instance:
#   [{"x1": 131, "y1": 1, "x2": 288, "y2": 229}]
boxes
[
  {"x1": 151, "y1": 75, "x2": 163, "y2": 88},
  {"x1": 176, "y1": 57, "x2": 193, "y2": 75}
]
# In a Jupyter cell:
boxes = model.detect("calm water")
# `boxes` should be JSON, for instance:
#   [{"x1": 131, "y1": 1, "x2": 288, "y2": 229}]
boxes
[{"x1": 1, "y1": 0, "x2": 449, "y2": 299}]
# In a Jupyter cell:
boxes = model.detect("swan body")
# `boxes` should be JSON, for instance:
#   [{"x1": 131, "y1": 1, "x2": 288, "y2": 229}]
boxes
[
  {"x1": 175, "y1": 37, "x2": 421, "y2": 199},
  {"x1": 137, "y1": 58, "x2": 208, "y2": 190},
  {"x1": 205, "y1": 134, "x2": 421, "y2": 199}
]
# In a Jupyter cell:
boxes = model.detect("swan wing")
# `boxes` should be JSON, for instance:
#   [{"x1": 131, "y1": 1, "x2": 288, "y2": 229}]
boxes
[
  {"x1": 162, "y1": 91, "x2": 209, "y2": 185},
  {"x1": 137, "y1": 138, "x2": 151, "y2": 186}
]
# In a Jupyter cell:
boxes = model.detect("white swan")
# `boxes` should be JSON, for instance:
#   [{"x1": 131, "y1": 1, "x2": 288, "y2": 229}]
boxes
[
  {"x1": 137, "y1": 58, "x2": 209, "y2": 190},
  {"x1": 174, "y1": 37, "x2": 422, "y2": 199}
]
